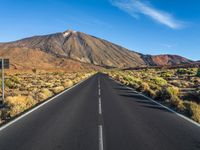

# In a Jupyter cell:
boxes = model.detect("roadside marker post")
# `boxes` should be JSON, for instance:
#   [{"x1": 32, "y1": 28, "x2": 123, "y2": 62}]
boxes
[{"x1": 0, "y1": 58, "x2": 9, "y2": 104}]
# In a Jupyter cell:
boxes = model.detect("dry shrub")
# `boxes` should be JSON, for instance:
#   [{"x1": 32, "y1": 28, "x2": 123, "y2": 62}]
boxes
[
  {"x1": 160, "y1": 86, "x2": 185, "y2": 110},
  {"x1": 44, "y1": 82, "x2": 54, "y2": 88},
  {"x1": 146, "y1": 89, "x2": 157, "y2": 99},
  {"x1": 62, "y1": 80, "x2": 73, "y2": 88},
  {"x1": 52, "y1": 86, "x2": 65, "y2": 94},
  {"x1": 0, "y1": 108, "x2": 10, "y2": 121},
  {"x1": 166, "y1": 86, "x2": 180, "y2": 97},
  {"x1": 150, "y1": 77, "x2": 167, "y2": 86},
  {"x1": 37, "y1": 88, "x2": 53, "y2": 101},
  {"x1": 139, "y1": 82, "x2": 150, "y2": 92},
  {"x1": 185, "y1": 102, "x2": 200, "y2": 123},
  {"x1": 5, "y1": 96, "x2": 36, "y2": 117},
  {"x1": 170, "y1": 96, "x2": 185, "y2": 111}
]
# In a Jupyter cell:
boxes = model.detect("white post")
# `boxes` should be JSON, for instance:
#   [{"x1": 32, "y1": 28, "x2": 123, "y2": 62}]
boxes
[{"x1": 1, "y1": 58, "x2": 4, "y2": 103}]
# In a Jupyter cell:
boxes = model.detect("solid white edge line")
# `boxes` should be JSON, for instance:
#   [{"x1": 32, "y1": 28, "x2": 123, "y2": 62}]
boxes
[
  {"x1": 99, "y1": 125, "x2": 104, "y2": 150},
  {"x1": 0, "y1": 75, "x2": 93, "y2": 132},
  {"x1": 99, "y1": 89, "x2": 101, "y2": 96},
  {"x1": 110, "y1": 78, "x2": 200, "y2": 127}
]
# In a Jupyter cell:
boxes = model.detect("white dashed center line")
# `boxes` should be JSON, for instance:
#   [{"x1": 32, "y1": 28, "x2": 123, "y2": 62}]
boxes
[
  {"x1": 99, "y1": 97, "x2": 102, "y2": 115},
  {"x1": 98, "y1": 77, "x2": 104, "y2": 150},
  {"x1": 99, "y1": 125, "x2": 104, "y2": 150}
]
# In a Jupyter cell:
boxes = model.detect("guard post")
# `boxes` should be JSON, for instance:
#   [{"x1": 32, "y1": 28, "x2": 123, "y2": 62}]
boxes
[{"x1": 0, "y1": 58, "x2": 9, "y2": 104}]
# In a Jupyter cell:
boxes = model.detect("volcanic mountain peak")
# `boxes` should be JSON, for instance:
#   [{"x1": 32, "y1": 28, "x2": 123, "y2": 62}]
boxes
[
  {"x1": 63, "y1": 29, "x2": 77, "y2": 37},
  {"x1": 0, "y1": 29, "x2": 193, "y2": 69}
]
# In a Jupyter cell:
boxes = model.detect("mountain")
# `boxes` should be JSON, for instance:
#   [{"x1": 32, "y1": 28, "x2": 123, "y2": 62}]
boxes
[
  {"x1": 151, "y1": 55, "x2": 193, "y2": 66},
  {"x1": 0, "y1": 29, "x2": 193, "y2": 69}
]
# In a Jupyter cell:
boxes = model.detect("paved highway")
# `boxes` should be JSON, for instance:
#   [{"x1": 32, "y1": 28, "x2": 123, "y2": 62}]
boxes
[{"x1": 0, "y1": 73, "x2": 200, "y2": 150}]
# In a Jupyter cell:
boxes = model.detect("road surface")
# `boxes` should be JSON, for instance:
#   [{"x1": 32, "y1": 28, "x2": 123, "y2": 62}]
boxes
[{"x1": 0, "y1": 73, "x2": 200, "y2": 150}]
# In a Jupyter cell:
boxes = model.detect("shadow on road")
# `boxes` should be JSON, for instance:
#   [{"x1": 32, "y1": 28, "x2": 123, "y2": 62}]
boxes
[{"x1": 119, "y1": 93, "x2": 172, "y2": 113}]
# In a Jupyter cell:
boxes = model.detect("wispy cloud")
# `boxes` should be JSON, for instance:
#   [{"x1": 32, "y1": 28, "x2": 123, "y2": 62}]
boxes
[{"x1": 110, "y1": 0, "x2": 185, "y2": 29}]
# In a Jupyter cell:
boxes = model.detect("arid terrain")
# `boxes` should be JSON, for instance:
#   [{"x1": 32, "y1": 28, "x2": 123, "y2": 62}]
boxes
[
  {"x1": 0, "y1": 70, "x2": 95, "y2": 124},
  {"x1": 108, "y1": 68, "x2": 200, "y2": 123}
]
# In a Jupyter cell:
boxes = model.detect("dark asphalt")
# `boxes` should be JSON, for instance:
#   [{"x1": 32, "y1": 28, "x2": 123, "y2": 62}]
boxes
[{"x1": 0, "y1": 73, "x2": 200, "y2": 150}]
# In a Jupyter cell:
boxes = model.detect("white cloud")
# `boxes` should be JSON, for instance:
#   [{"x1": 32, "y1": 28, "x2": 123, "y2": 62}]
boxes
[{"x1": 110, "y1": 0, "x2": 185, "y2": 29}]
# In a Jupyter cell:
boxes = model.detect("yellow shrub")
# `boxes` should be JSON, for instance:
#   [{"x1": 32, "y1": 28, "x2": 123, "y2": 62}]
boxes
[
  {"x1": 5, "y1": 96, "x2": 36, "y2": 117},
  {"x1": 52, "y1": 86, "x2": 65, "y2": 94},
  {"x1": 185, "y1": 102, "x2": 200, "y2": 123},
  {"x1": 37, "y1": 88, "x2": 53, "y2": 101},
  {"x1": 139, "y1": 82, "x2": 150, "y2": 92},
  {"x1": 62, "y1": 80, "x2": 73, "y2": 88},
  {"x1": 170, "y1": 96, "x2": 185, "y2": 111},
  {"x1": 146, "y1": 89, "x2": 157, "y2": 99}
]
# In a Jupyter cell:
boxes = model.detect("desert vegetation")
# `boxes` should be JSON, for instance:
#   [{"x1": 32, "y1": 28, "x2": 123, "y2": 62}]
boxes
[
  {"x1": 0, "y1": 71, "x2": 95, "y2": 124},
  {"x1": 108, "y1": 68, "x2": 200, "y2": 123}
]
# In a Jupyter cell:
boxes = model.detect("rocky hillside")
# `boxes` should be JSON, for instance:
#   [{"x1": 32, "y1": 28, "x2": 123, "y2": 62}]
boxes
[
  {"x1": 0, "y1": 29, "x2": 193, "y2": 69},
  {"x1": 151, "y1": 55, "x2": 193, "y2": 66}
]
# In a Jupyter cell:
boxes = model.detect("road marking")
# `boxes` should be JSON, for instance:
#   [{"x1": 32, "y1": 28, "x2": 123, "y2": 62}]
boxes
[
  {"x1": 0, "y1": 75, "x2": 93, "y2": 132},
  {"x1": 99, "y1": 89, "x2": 101, "y2": 96},
  {"x1": 98, "y1": 78, "x2": 101, "y2": 90},
  {"x1": 98, "y1": 77, "x2": 104, "y2": 150},
  {"x1": 110, "y1": 78, "x2": 200, "y2": 127},
  {"x1": 99, "y1": 125, "x2": 104, "y2": 150},
  {"x1": 99, "y1": 97, "x2": 102, "y2": 115}
]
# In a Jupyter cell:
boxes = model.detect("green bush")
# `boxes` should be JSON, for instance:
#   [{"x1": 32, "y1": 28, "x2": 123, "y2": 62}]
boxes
[
  {"x1": 160, "y1": 71, "x2": 173, "y2": 78},
  {"x1": 150, "y1": 77, "x2": 167, "y2": 86},
  {"x1": 5, "y1": 79, "x2": 16, "y2": 89},
  {"x1": 176, "y1": 68, "x2": 194, "y2": 75},
  {"x1": 166, "y1": 86, "x2": 180, "y2": 97},
  {"x1": 11, "y1": 76, "x2": 20, "y2": 84}
]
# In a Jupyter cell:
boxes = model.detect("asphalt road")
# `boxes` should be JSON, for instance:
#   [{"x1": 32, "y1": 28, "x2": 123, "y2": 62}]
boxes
[{"x1": 0, "y1": 73, "x2": 200, "y2": 150}]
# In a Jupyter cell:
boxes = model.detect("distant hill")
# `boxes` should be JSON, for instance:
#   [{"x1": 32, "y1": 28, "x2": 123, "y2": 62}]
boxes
[
  {"x1": 0, "y1": 29, "x2": 193, "y2": 69},
  {"x1": 151, "y1": 55, "x2": 192, "y2": 66}
]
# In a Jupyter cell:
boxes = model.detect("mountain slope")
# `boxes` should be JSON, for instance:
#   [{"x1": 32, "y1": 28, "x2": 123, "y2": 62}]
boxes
[
  {"x1": 0, "y1": 30, "x2": 146, "y2": 68},
  {"x1": 151, "y1": 55, "x2": 193, "y2": 66},
  {"x1": 0, "y1": 29, "x2": 193, "y2": 69},
  {"x1": 0, "y1": 46, "x2": 102, "y2": 71}
]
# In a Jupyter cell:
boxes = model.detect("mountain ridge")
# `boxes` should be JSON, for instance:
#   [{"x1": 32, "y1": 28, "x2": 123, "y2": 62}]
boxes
[{"x1": 0, "y1": 29, "x2": 193, "y2": 69}]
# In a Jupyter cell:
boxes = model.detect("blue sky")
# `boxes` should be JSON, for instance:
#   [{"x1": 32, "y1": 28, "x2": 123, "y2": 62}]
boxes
[{"x1": 0, "y1": 0, "x2": 199, "y2": 60}]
